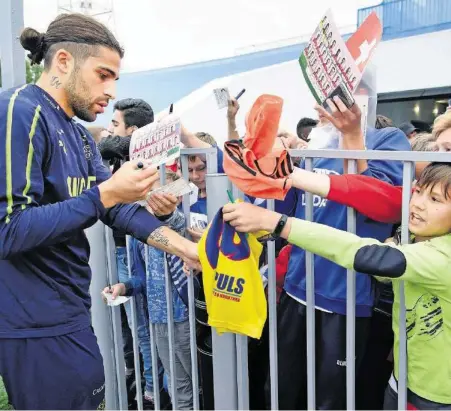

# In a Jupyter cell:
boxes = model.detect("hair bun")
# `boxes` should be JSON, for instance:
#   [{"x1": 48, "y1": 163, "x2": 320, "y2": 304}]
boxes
[{"x1": 20, "y1": 27, "x2": 45, "y2": 65}]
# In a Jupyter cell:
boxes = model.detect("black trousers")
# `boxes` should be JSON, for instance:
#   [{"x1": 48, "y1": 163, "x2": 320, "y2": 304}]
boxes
[
  {"x1": 356, "y1": 310, "x2": 394, "y2": 410},
  {"x1": 275, "y1": 291, "x2": 371, "y2": 410}
]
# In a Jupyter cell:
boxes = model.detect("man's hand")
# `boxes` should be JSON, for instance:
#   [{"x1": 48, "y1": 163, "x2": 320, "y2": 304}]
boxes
[
  {"x1": 278, "y1": 130, "x2": 308, "y2": 150},
  {"x1": 227, "y1": 98, "x2": 240, "y2": 141},
  {"x1": 315, "y1": 96, "x2": 367, "y2": 173},
  {"x1": 102, "y1": 283, "x2": 126, "y2": 302},
  {"x1": 222, "y1": 202, "x2": 280, "y2": 233},
  {"x1": 99, "y1": 161, "x2": 159, "y2": 208},
  {"x1": 146, "y1": 193, "x2": 178, "y2": 217},
  {"x1": 314, "y1": 96, "x2": 362, "y2": 140},
  {"x1": 227, "y1": 98, "x2": 240, "y2": 120},
  {"x1": 187, "y1": 227, "x2": 205, "y2": 243},
  {"x1": 183, "y1": 239, "x2": 202, "y2": 271}
]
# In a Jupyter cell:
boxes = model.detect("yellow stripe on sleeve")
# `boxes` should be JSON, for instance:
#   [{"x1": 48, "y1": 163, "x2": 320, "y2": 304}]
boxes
[
  {"x1": 5, "y1": 84, "x2": 28, "y2": 223},
  {"x1": 21, "y1": 105, "x2": 42, "y2": 209}
]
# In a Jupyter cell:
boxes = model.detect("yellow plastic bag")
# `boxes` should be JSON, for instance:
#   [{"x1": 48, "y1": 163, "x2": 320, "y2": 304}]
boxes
[{"x1": 198, "y1": 208, "x2": 267, "y2": 339}]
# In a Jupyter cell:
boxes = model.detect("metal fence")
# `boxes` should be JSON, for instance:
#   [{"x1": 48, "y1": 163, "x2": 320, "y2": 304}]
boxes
[
  {"x1": 358, "y1": 0, "x2": 451, "y2": 40},
  {"x1": 88, "y1": 147, "x2": 451, "y2": 410}
]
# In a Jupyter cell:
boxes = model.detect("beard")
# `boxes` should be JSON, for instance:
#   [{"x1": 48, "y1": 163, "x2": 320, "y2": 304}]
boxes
[{"x1": 65, "y1": 68, "x2": 96, "y2": 122}]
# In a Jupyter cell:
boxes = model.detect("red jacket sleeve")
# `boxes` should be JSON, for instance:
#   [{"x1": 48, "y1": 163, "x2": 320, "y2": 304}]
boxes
[
  {"x1": 275, "y1": 245, "x2": 292, "y2": 302},
  {"x1": 327, "y1": 175, "x2": 402, "y2": 223}
]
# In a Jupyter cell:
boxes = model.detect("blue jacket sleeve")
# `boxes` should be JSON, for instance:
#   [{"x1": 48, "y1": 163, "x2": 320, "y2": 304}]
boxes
[
  {"x1": 360, "y1": 127, "x2": 411, "y2": 185},
  {"x1": 0, "y1": 98, "x2": 109, "y2": 258}
]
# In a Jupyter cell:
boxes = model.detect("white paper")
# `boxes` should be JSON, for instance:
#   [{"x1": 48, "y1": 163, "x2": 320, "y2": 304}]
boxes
[
  {"x1": 213, "y1": 87, "x2": 230, "y2": 109},
  {"x1": 189, "y1": 183, "x2": 199, "y2": 206},
  {"x1": 102, "y1": 291, "x2": 131, "y2": 307},
  {"x1": 136, "y1": 179, "x2": 196, "y2": 207},
  {"x1": 152, "y1": 178, "x2": 192, "y2": 197},
  {"x1": 190, "y1": 212, "x2": 208, "y2": 230},
  {"x1": 299, "y1": 10, "x2": 360, "y2": 106},
  {"x1": 130, "y1": 114, "x2": 181, "y2": 167}
]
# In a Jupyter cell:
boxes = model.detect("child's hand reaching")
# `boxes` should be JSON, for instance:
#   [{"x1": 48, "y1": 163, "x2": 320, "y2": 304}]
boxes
[{"x1": 102, "y1": 283, "x2": 126, "y2": 303}]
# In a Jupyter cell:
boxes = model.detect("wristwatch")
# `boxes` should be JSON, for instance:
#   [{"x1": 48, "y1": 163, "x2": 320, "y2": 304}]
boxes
[{"x1": 271, "y1": 214, "x2": 288, "y2": 239}]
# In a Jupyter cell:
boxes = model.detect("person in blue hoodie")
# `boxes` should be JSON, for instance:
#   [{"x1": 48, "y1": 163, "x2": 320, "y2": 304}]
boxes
[
  {"x1": 0, "y1": 14, "x2": 198, "y2": 410},
  {"x1": 275, "y1": 96, "x2": 410, "y2": 409}
]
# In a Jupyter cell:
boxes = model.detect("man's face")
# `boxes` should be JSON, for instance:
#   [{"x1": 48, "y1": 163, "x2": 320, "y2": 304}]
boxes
[
  {"x1": 409, "y1": 182, "x2": 451, "y2": 238},
  {"x1": 108, "y1": 109, "x2": 134, "y2": 137},
  {"x1": 65, "y1": 46, "x2": 120, "y2": 122},
  {"x1": 188, "y1": 157, "x2": 207, "y2": 191}
]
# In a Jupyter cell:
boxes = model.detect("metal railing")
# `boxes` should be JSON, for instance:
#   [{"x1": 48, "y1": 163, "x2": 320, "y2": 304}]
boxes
[
  {"x1": 358, "y1": 0, "x2": 451, "y2": 40},
  {"x1": 88, "y1": 147, "x2": 451, "y2": 410}
]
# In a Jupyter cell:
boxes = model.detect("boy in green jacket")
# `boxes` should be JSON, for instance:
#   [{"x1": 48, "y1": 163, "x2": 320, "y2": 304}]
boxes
[{"x1": 223, "y1": 162, "x2": 451, "y2": 409}]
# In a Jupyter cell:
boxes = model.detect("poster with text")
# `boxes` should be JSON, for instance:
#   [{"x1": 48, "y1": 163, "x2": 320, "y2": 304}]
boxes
[
  {"x1": 130, "y1": 114, "x2": 181, "y2": 166},
  {"x1": 299, "y1": 10, "x2": 381, "y2": 108}
]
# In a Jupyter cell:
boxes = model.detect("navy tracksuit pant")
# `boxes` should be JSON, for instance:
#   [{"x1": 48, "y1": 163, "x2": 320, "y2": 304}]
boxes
[{"x1": 0, "y1": 327, "x2": 105, "y2": 410}]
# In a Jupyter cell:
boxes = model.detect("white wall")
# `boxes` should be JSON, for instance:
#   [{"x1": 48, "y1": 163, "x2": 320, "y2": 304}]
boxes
[
  {"x1": 161, "y1": 61, "x2": 318, "y2": 146},
  {"x1": 372, "y1": 29, "x2": 451, "y2": 93}
]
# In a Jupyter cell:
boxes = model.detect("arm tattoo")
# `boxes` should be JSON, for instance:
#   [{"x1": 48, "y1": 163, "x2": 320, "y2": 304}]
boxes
[
  {"x1": 148, "y1": 226, "x2": 169, "y2": 247},
  {"x1": 50, "y1": 76, "x2": 62, "y2": 89}
]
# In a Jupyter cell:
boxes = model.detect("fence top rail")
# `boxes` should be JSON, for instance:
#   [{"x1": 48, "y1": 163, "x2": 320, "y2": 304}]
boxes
[
  {"x1": 180, "y1": 147, "x2": 218, "y2": 155},
  {"x1": 289, "y1": 149, "x2": 451, "y2": 163}
]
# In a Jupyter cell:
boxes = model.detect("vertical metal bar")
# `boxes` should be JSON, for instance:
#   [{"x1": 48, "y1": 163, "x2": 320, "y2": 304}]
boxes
[
  {"x1": 346, "y1": 159, "x2": 357, "y2": 410},
  {"x1": 304, "y1": 157, "x2": 316, "y2": 410},
  {"x1": 105, "y1": 226, "x2": 128, "y2": 410},
  {"x1": 267, "y1": 199, "x2": 279, "y2": 411},
  {"x1": 86, "y1": 222, "x2": 123, "y2": 410},
  {"x1": 0, "y1": 0, "x2": 26, "y2": 89},
  {"x1": 232, "y1": 184, "x2": 249, "y2": 410},
  {"x1": 126, "y1": 235, "x2": 144, "y2": 411},
  {"x1": 398, "y1": 161, "x2": 412, "y2": 410},
  {"x1": 164, "y1": 256, "x2": 178, "y2": 407},
  {"x1": 235, "y1": 335, "x2": 250, "y2": 410},
  {"x1": 181, "y1": 154, "x2": 200, "y2": 410},
  {"x1": 206, "y1": 173, "x2": 238, "y2": 410},
  {"x1": 144, "y1": 247, "x2": 162, "y2": 411},
  {"x1": 162, "y1": 157, "x2": 178, "y2": 408}
]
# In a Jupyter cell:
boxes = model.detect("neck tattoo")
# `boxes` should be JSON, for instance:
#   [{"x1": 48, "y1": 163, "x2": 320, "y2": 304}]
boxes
[{"x1": 50, "y1": 76, "x2": 62, "y2": 89}]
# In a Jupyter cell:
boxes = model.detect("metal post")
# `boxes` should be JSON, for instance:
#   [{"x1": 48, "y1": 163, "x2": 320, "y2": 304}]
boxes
[
  {"x1": 398, "y1": 161, "x2": 413, "y2": 410},
  {"x1": 105, "y1": 226, "x2": 128, "y2": 411},
  {"x1": 231, "y1": 184, "x2": 249, "y2": 411},
  {"x1": 346, "y1": 159, "x2": 357, "y2": 410},
  {"x1": 126, "y1": 235, "x2": 144, "y2": 411},
  {"x1": 86, "y1": 221, "x2": 121, "y2": 410},
  {"x1": 180, "y1": 154, "x2": 200, "y2": 411},
  {"x1": 206, "y1": 173, "x2": 239, "y2": 410},
  {"x1": 160, "y1": 167, "x2": 179, "y2": 408},
  {"x1": 0, "y1": 0, "x2": 26, "y2": 89},
  {"x1": 231, "y1": 184, "x2": 250, "y2": 411},
  {"x1": 266, "y1": 199, "x2": 279, "y2": 411},
  {"x1": 304, "y1": 157, "x2": 316, "y2": 410}
]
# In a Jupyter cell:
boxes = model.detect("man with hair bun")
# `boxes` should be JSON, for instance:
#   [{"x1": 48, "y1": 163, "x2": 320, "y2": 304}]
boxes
[{"x1": 0, "y1": 13, "x2": 199, "y2": 410}]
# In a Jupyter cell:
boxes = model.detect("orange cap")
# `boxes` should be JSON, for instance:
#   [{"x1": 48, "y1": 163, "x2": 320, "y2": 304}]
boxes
[{"x1": 223, "y1": 94, "x2": 293, "y2": 200}]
